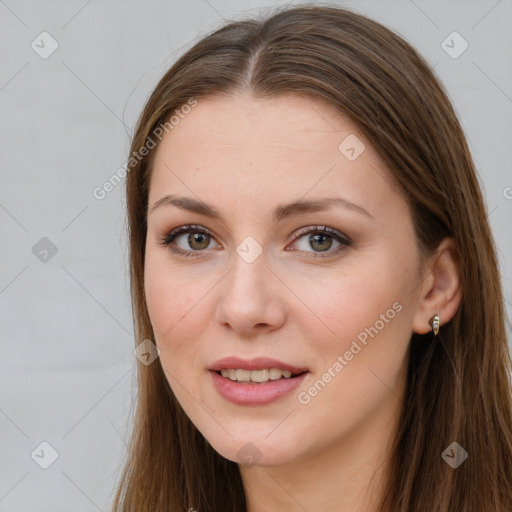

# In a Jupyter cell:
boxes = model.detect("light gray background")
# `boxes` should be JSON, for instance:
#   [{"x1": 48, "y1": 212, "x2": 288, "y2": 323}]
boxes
[{"x1": 1, "y1": 0, "x2": 511, "y2": 510}]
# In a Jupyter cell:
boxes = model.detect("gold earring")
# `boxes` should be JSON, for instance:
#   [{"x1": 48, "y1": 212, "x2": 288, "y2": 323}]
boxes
[{"x1": 429, "y1": 314, "x2": 440, "y2": 337}]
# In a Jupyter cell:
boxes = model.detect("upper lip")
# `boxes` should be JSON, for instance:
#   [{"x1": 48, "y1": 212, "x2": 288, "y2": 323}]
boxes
[{"x1": 209, "y1": 356, "x2": 308, "y2": 374}]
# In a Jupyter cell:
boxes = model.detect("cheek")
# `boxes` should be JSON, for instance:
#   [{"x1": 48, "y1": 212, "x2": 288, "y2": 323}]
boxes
[
  {"x1": 144, "y1": 258, "x2": 210, "y2": 408},
  {"x1": 144, "y1": 254, "x2": 206, "y2": 355},
  {"x1": 291, "y1": 267, "x2": 412, "y2": 430},
  {"x1": 289, "y1": 255, "x2": 417, "y2": 413},
  {"x1": 289, "y1": 262, "x2": 407, "y2": 350}
]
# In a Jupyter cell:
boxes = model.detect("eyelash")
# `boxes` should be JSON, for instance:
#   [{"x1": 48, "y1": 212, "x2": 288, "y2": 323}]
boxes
[{"x1": 158, "y1": 224, "x2": 352, "y2": 259}]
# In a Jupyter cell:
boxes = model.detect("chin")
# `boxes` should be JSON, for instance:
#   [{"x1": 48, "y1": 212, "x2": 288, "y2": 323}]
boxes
[{"x1": 201, "y1": 427, "x2": 301, "y2": 467}]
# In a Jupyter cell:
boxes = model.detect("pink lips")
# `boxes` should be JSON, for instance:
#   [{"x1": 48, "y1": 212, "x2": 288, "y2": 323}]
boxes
[{"x1": 209, "y1": 356, "x2": 309, "y2": 406}]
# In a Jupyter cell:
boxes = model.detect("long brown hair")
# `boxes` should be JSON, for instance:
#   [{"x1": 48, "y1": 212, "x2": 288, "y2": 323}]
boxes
[{"x1": 112, "y1": 5, "x2": 512, "y2": 511}]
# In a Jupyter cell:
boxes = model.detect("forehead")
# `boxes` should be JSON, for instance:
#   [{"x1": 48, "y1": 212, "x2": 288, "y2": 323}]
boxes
[
  {"x1": 154, "y1": 93, "x2": 355, "y2": 161},
  {"x1": 148, "y1": 93, "x2": 401, "y2": 221}
]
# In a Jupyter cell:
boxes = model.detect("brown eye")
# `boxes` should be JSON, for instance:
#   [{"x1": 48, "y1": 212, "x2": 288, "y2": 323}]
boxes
[
  {"x1": 186, "y1": 232, "x2": 211, "y2": 250},
  {"x1": 159, "y1": 224, "x2": 220, "y2": 258},
  {"x1": 308, "y1": 233, "x2": 334, "y2": 252},
  {"x1": 289, "y1": 226, "x2": 351, "y2": 258}
]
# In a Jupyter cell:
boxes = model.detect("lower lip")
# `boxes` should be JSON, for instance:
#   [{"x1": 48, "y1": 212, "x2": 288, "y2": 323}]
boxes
[{"x1": 210, "y1": 370, "x2": 308, "y2": 406}]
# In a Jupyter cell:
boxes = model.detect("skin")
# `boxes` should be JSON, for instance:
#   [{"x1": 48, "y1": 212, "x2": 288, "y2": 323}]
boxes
[{"x1": 144, "y1": 92, "x2": 462, "y2": 512}]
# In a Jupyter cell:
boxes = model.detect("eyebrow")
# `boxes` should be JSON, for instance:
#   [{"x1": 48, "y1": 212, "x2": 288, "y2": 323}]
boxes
[
  {"x1": 148, "y1": 194, "x2": 372, "y2": 222},
  {"x1": 148, "y1": 194, "x2": 373, "y2": 222}
]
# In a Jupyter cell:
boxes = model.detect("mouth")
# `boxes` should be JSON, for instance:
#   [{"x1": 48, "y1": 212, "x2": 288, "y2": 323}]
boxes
[
  {"x1": 209, "y1": 368, "x2": 309, "y2": 406},
  {"x1": 208, "y1": 357, "x2": 310, "y2": 405},
  {"x1": 214, "y1": 368, "x2": 308, "y2": 384}
]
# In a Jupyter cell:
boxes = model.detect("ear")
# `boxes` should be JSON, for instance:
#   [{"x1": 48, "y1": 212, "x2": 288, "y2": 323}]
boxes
[{"x1": 412, "y1": 237, "x2": 463, "y2": 335}]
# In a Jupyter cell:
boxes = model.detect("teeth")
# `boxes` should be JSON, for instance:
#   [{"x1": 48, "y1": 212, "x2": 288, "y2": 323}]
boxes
[
  {"x1": 219, "y1": 368, "x2": 297, "y2": 383},
  {"x1": 269, "y1": 368, "x2": 283, "y2": 380},
  {"x1": 250, "y1": 369, "x2": 269, "y2": 383},
  {"x1": 235, "y1": 369, "x2": 251, "y2": 382}
]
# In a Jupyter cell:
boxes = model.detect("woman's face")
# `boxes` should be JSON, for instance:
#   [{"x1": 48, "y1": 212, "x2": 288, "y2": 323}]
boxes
[{"x1": 144, "y1": 93, "x2": 425, "y2": 467}]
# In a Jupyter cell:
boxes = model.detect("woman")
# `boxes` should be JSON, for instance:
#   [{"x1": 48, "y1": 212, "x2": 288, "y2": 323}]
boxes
[{"x1": 112, "y1": 5, "x2": 512, "y2": 511}]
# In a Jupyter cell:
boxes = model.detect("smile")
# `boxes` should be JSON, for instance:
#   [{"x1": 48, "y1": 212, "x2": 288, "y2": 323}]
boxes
[{"x1": 218, "y1": 368, "x2": 304, "y2": 383}]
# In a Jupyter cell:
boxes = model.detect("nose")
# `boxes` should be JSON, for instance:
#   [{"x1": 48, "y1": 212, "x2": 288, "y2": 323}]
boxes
[{"x1": 214, "y1": 249, "x2": 287, "y2": 336}]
